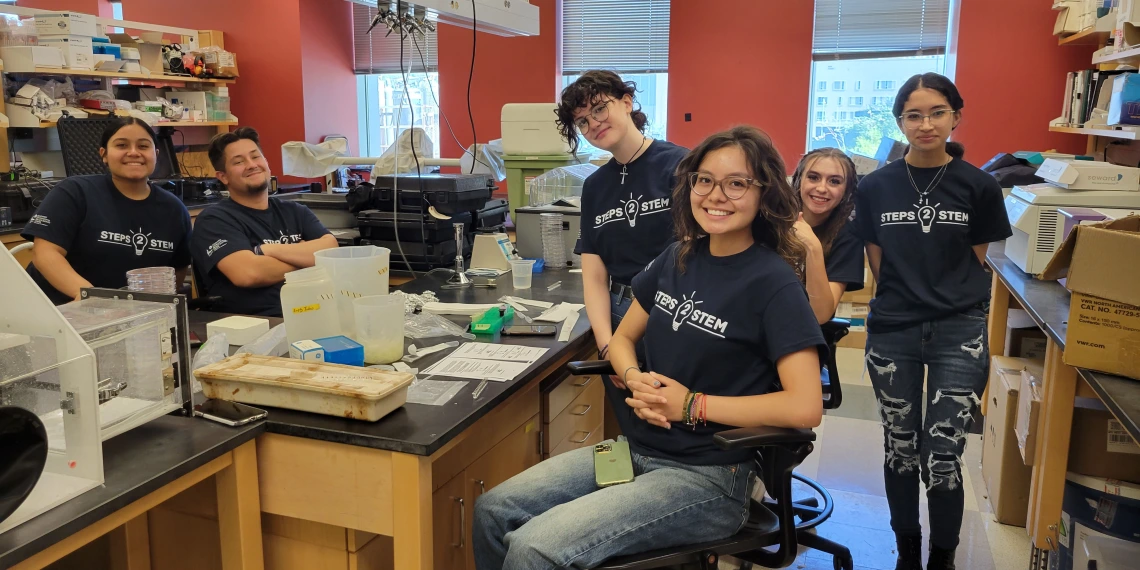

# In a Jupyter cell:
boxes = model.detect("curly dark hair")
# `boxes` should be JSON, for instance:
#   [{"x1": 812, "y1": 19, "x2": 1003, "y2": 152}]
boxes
[
  {"x1": 555, "y1": 70, "x2": 648, "y2": 154},
  {"x1": 672, "y1": 126, "x2": 805, "y2": 275},
  {"x1": 790, "y1": 147, "x2": 857, "y2": 256}
]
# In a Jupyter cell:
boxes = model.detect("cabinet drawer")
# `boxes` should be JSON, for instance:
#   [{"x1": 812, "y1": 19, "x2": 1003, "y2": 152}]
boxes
[
  {"x1": 547, "y1": 378, "x2": 604, "y2": 452},
  {"x1": 550, "y1": 420, "x2": 604, "y2": 457},
  {"x1": 548, "y1": 373, "x2": 598, "y2": 421}
]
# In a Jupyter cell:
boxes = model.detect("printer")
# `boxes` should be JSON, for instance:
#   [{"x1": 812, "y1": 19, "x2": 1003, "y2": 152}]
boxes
[
  {"x1": 500, "y1": 103, "x2": 571, "y2": 156},
  {"x1": 1005, "y1": 183, "x2": 1140, "y2": 274},
  {"x1": 514, "y1": 202, "x2": 581, "y2": 267}
]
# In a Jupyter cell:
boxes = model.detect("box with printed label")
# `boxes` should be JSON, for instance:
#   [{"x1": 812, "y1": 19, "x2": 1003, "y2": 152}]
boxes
[
  {"x1": 0, "y1": 46, "x2": 65, "y2": 72},
  {"x1": 34, "y1": 12, "x2": 97, "y2": 37},
  {"x1": 37, "y1": 36, "x2": 94, "y2": 70},
  {"x1": 1016, "y1": 364, "x2": 1045, "y2": 465},
  {"x1": 1066, "y1": 397, "x2": 1140, "y2": 482},
  {"x1": 1036, "y1": 159, "x2": 1140, "y2": 191},
  {"x1": 1005, "y1": 326, "x2": 1047, "y2": 362},
  {"x1": 983, "y1": 356, "x2": 1035, "y2": 526},
  {"x1": 289, "y1": 340, "x2": 325, "y2": 362},
  {"x1": 106, "y1": 33, "x2": 163, "y2": 74}
]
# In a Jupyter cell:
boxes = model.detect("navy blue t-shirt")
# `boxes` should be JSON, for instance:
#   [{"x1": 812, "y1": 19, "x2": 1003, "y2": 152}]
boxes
[
  {"x1": 579, "y1": 140, "x2": 688, "y2": 284},
  {"x1": 21, "y1": 174, "x2": 192, "y2": 304},
  {"x1": 190, "y1": 197, "x2": 330, "y2": 317},
  {"x1": 820, "y1": 219, "x2": 865, "y2": 293},
  {"x1": 629, "y1": 240, "x2": 826, "y2": 465},
  {"x1": 855, "y1": 157, "x2": 1011, "y2": 332}
]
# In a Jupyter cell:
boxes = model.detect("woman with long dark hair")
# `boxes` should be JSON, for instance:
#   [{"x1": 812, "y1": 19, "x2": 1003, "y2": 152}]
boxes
[
  {"x1": 855, "y1": 73, "x2": 1011, "y2": 570},
  {"x1": 790, "y1": 148, "x2": 864, "y2": 323},
  {"x1": 22, "y1": 117, "x2": 192, "y2": 303},
  {"x1": 472, "y1": 126, "x2": 825, "y2": 569}
]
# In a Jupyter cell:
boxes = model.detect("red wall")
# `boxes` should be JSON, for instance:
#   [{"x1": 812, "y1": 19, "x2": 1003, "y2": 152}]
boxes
[
  {"x1": 667, "y1": 1, "x2": 814, "y2": 171},
  {"x1": 17, "y1": 0, "x2": 112, "y2": 17},
  {"x1": 953, "y1": 0, "x2": 1093, "y2": 164},
  {"x1": 298, "y1": 0, "x2": 360, "y2": 152},
  {"x1": 436, "y1": 0, "x2": 560, "y2": 161}
]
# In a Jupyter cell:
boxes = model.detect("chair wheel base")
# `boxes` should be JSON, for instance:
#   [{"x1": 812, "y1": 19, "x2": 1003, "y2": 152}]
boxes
[{"x1": 833, "y1": 554, "x2": 854, "y2": 570}]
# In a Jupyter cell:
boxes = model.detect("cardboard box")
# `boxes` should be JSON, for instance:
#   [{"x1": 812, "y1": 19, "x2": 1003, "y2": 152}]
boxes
[
  {"x1": 34, "y1": 12, "x2": 97, "y2": 37},
  {"x1": 1067, "y1": 398, "x2": 1140, "y2": 482},
  {"x1": 1056, "y1": 5, "x2": 1084, "y2": 35},
  {"x1": 1108, "y1": 73, "x2": 1140, "y2": 127},
  {"x1": 289, "y1": 340, "x2": 325, "y2": 362},
  {"x1": 0, "y1": 46, "x2": 65, "y2": 72},
  {"x1": 106, "y1": 33, "x2": 164, "y2": 75},
  {"x1": 197, "y1": 30, "x2": 225, "y2": 49},
  {"x1": 1041, "y1": 216, "x2": 1140, "y2": 379},
  {"x1": 1036, "y1": 159, "x2": 1140, "y2": 191},
  {"x1": 982, "y1": 356, "x2": 1035, "y2": 526},
  {"x1": 1016, "y1": 364, "x2": 1045, "y2": 465},
  {"x1": 837, "y1": 328, "x2": 866, "y2": 350},
  {"x1": 840, "y1": 266, "x2": 875, "y2": 304},
  {"x1": 37, "y1": 35, "x2": 94, "y2": 70},
  {"x1": 1005, "y1": 326, "x2": 1048, "y2": 362}
]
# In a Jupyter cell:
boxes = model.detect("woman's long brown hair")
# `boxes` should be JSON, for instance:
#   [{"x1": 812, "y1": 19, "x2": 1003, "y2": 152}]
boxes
[
  {"x1": 671, "y1": 126, "x2": 805, "y2": 275},
  {"x1": 790, "y1": 148, "x2": 858, "y2": 256}
]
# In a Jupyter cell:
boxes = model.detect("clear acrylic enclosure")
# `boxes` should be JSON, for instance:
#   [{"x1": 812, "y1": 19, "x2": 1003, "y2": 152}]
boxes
[{"x1": 57, "y1": 299, "x2": 181, "y2": 440}]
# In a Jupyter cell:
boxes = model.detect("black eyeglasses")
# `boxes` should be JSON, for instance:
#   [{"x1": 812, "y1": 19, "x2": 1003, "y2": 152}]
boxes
[
  {"x1": 688, "y1": 172, "x2": 759, "y2": 200},
  {"x1": 573, "y1": 99, "x2": 614, "y2": 133}
]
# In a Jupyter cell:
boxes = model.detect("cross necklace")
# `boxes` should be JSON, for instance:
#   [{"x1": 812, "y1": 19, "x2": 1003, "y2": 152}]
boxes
[{"x1": 616, "y1": 137, "x2": 649, "y2": 185}]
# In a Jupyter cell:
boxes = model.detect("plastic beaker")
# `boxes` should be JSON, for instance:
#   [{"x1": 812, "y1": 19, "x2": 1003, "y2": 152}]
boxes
[
  {"x1": 510, "y1": 259, "x2": 535, "y2": 289},
  {"x1": 315, "y1": 246, "x2": 391, "y2": 336},
  {"x1": 353, "y1": 295, "x2": 405, "y2": 364}
]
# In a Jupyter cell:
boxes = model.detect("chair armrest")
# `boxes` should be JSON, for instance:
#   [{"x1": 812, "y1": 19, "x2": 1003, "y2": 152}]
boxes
[
  {"x1": 567, "y1": 360, "x2": 615, "y2": 376},
  {"x1": 821, "y1": 318, "x2": 850, "y2": 344},
  {"x1": 713, "y1": 426, "x2": 817, "y2": 451}
]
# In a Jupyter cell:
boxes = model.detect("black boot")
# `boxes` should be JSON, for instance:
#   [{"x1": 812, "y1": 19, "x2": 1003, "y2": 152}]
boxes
[
  {"x1": 894, "y1": 533, "x2": 922, "y2": 570},
  {"x1": 927, "y1": 544, "x2": 956, "y2": 570}
]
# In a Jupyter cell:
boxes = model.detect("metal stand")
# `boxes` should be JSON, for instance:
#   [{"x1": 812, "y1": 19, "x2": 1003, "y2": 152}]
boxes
[
  {"x1": 79, "y1": 288, "x2": 195, "y2": 416},
  {"x1": 443, "y1": 222, "x2": 473, "y2": 289}
]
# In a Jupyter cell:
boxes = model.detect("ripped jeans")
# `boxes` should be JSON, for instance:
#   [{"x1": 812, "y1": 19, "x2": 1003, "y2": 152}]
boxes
[{"x1": 864, "y1": 306, "x2": 989, "y2": 550}]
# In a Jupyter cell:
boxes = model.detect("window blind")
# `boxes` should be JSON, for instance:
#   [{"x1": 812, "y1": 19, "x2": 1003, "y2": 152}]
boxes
[
  {"x1": 813, "y1": 0, "x2": 950, "y2": 60},
  {"x1": 562, "y1": 0, "x2": 670, "y2": 74},
  {"x1": 352, "y1": 2, "x2": 438, "y2": 74}
]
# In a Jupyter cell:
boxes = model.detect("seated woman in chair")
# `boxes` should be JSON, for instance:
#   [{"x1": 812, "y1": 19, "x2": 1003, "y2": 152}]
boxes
[
  {"x1": 790, "y1": 148, "x2": 866, "y2": 323},
  {"x1": 473, "y1": 126, "x2": 826, "y2": 570}
]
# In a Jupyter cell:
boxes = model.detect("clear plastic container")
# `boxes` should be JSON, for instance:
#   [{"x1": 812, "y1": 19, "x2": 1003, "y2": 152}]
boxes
[
  {"x1": 281, "y1": 267, "x2": 342, "y2": 345},
  {"x1": 353, "y1": 295, "x2": 405, "y2": 364},
  {"x1": 126, "y1": 267, "x2": 176, "y2": 294},
  {"x1": 540, "y1": 213, "x2": 567, "y2": 270},
  {"x1": 314, "y1": 245, "x2": 391, "y2": 337},
  {"x1": 510, "y1": 259, "x2": 535, "y2": 289}
]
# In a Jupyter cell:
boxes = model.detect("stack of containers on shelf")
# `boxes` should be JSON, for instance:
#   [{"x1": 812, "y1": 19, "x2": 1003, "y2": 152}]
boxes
[{"x1": 33, "y1": 12, "x2": 95, "y2": 71}]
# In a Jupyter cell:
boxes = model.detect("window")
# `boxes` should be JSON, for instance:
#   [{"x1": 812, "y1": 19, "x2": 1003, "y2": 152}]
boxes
[
  {"x1": 815, "y1": 127, "x2": 826, "y2": 137},
  {"x1": 817, "y1": 97, "x2": 827, "y2": 106},
  {"x1": 352, "y1": 4, "x2": 441, "y2": 157},
  {"x1": 816, "y1": 111, "x2": 826, "y2": 121},
  {"x1": 563, "y1": 0, "x2": 671, "y2": 147},
  {"x1": 837, "y1": 97, "x2": 843, "y2": 106},
  {"x1": 807, "y1": 0, "x2": 949, "y2": 153},
  {"x1": 109, "y1": 1, "x2": 123, "y2": 33}
]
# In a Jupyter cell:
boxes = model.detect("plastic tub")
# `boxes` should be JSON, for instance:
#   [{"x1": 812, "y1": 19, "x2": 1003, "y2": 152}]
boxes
[
  {"x1": 281, "y1": 266, "x2": 342, "y2": 345},
  {"x1": 126, "y1": 267, "x2": 176, "y2": 294},
  {"x1": 510, "y1": 259, "x2": 535, "y2": 289},
  {"x1": 353, "y1": 295, "x2": 405, "y2": 364},
  {"x1": 314, "y1": 246, "x2": 391, "y2": 336}
]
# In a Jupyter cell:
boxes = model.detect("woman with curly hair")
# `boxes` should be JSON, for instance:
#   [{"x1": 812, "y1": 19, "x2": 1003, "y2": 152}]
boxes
[{"x1": 472, "y1": 126, "x2": 825, "y2": 570}]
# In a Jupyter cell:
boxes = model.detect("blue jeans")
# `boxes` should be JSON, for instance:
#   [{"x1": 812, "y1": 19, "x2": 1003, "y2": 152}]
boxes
[
  {"x1": 864, "y1": 307, "x2": 989, "y2": 550},
  {"x1": 472, "y1": 440, "x2": 753, "y2": 570}
]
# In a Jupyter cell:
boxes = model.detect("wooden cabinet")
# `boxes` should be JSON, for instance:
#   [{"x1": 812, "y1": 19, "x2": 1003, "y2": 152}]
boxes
[
  {"x1": 431, "y1": 473, "x2": 468, "y2": 570},
  {"x1": 544, "y1": 374, "x2": 604, "y2": 458}
]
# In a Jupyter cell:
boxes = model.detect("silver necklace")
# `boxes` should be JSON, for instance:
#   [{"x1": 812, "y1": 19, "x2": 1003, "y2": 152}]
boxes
[
  {"x1": 904, "y1": 157, "x2": 951, "y2": 199},
  {"x1": 616, "y1": 137, "x2": 649, "y2": 185}
]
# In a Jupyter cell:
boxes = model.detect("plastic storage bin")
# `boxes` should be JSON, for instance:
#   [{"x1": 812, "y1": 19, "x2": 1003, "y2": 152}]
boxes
[
  {"x1": 314, "y1": 246, "x2": 391, "y2": 337},
  {"x1": 501, "y1": 153, "x2": 590, "y2": 217},
  {"x1": 205, "y1": 92, "x2": 230, "y2": 121},
  {"x1": 281, "y1": 267, "x2": 342, "y2": 345}
]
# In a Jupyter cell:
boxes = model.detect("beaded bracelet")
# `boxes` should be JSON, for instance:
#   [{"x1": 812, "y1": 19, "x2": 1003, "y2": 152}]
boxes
[{"x1": 682, "y1": 391, "x2": 694, "y2": 424}]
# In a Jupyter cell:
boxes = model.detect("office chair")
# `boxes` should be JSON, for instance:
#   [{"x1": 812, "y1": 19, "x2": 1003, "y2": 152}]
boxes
[{"x1": 564, "y1": 318, "x2": 854, "y2": 570}]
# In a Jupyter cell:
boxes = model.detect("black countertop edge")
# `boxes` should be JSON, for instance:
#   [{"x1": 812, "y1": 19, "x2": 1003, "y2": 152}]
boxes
[
  {"x1": 1079, "y1": 369, "x2": 1140, "y2": 444},
  {"x1": 0, "y1": 223, "x2": 25, "y2": 237},
  {"x1": 0, "y1": 419, "x2": 264, "y2": 567}
]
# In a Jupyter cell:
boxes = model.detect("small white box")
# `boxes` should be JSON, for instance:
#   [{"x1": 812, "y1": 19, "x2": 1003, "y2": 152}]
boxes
[
  {"x1": 120, "y1": 46, "x2": 141, "y2": 60},
  {"x1": 206, "y1": 315, "x2": 271, "y2": 346},
  {"x1": 35, "y1": 12, "x2": 97, "y2": 37},
  {"x1": 38, "y1": 36, "x2": 94, "y2": 70},
  {"x1": 501, "y1": 103, "x2": 572, "y2": 155},
  {"x1": 1037, "y1": 159, "x2": 1140, "y2": 191},
  {"x1": 0, "y1": 46, "x2": 65, "y2": 72},
  {"x1": 289, "y1": 340, "x2": 325, "y2": 362}
]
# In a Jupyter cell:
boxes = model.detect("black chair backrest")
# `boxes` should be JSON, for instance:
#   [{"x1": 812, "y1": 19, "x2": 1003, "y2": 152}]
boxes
[
  {"x1": 57, "y1": 116, "x2": 121, "y2": 177},
  {"x1": 820, "y1": 318, "x2": 850, "y2": 410}
]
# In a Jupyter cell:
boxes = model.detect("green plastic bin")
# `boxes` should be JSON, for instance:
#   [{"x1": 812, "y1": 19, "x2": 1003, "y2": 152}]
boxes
[{"x1": 501, "y1": 153, "x2": 590, "y2": 217}]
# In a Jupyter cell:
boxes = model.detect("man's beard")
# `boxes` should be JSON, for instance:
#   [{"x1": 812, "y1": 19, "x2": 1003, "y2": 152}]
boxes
[{"x1": 235, "y1": 179, "x2": 270, "y2": 194}]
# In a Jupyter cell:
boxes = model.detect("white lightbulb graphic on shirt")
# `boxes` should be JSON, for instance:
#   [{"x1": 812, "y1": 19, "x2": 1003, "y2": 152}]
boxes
[
  {"x1": 620, "y1": 194, "x2": 643, "y2": 228},
  {"x1": 914, "y1": 201, "x2": 940, "y2": 234},
  {"x1": 672, "y1": 293, "x2": 701, "y2": 331},
  {"x1": 130, "y1": 229, "x2": 151, "y2": 256}
]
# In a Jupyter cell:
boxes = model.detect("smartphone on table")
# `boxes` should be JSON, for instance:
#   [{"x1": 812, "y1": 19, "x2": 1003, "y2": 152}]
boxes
[
  {"x1": 594, "y1": 441, "x2": 635, "y2": 488},
  {"x1": 194, "y1": 399, "x2": 268, "y2": 427}
]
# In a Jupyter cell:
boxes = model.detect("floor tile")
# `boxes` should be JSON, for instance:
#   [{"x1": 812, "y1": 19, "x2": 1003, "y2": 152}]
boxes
[
  {"x1": 804, "y1": 520, "x2": 899, "y2": 570},
  {"x1": 823, "y1": 385, "x2": 883, "y2": 423},
  {"x1": 820, "y1": 489, "x2": 893, "y2": 532},
  {"x1": 815, "y1": 416, "x2": 887, "y2": 497},
  {"x1": 980, "y1": 517, "x2": 1031, "y2": 570},
  {"x1": 835, "y1": 347, "x2": 870, "y2": 387}
]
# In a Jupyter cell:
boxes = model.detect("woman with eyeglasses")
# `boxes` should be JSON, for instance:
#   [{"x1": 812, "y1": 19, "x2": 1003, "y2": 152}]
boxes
[
  {"x1": 472, "y1": 126, "x2": 825, "y2": 570},
  {"x1": 555, "y1": 70, "x2": 688, "y2": 436},
  {"x1": 790, "y1": 148, "x2": 864, "y2": 323},
  {"x1": 854, "y1": 73, "x2": 1011, "y2": 570}
]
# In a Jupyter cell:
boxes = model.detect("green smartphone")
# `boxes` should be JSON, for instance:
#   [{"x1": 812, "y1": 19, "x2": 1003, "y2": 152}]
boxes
[{"x1": 594, "y1": 441, "x2": 635, "y2": 488}]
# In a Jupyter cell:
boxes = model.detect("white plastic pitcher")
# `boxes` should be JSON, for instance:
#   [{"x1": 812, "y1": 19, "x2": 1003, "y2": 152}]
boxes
[
  {"x1": 314, "y1": 246, "x2": 391, "y2": 336},
  {"x1": 280, "y1": 266, "x2": 342, "y2": 345},
  {"x1": 354, "y1": 295, "x2": 405, "y2": 364}
]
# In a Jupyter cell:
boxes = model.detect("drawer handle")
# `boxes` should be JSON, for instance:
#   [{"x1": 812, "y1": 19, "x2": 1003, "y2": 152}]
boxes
[
  {"x1": 475, "y1": 479, "x2": 486, "y2": 495},
  {"x1": 571, "y1": 404, "x2": 592, "y2": 416},
  {"x1": 451, "y1": 497, "x2": 465, "y2": 549},
  {"x1": 569, "y1": 430, "x2": 593, "y2": 444},
  {"x1": 571, "y1": 376, "x2": 593, "y2": 387}
]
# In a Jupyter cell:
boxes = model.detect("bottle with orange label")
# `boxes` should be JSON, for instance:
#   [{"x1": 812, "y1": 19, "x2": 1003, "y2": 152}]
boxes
[{"x1": 281, "y1": 266, "x2": 343, "y2": 345}]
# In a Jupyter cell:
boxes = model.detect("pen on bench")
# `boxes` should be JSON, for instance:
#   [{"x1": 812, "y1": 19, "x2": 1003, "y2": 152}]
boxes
[{"x1": 472, "y1": 378, "x2": 490, "y2": 399}]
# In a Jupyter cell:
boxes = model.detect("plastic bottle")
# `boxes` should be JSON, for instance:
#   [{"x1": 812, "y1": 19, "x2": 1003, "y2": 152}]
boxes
[{"x1": 280, "y1": 266, "x2": 342, "y2": 345}]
